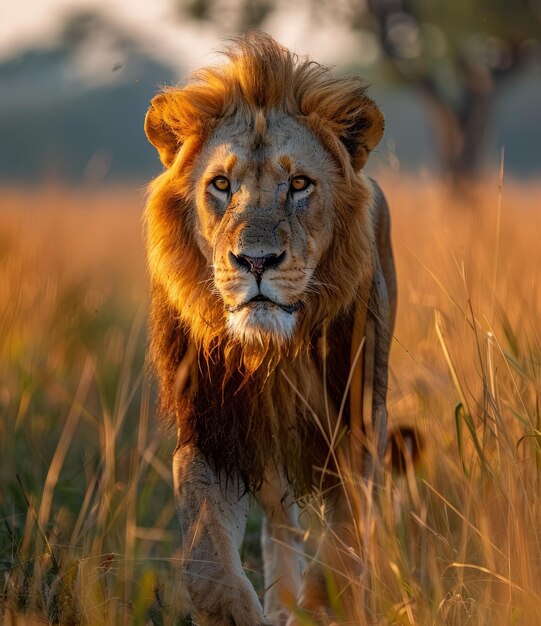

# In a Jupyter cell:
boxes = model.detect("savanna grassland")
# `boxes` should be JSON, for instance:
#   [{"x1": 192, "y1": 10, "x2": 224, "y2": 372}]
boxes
[{"x1": 1, "y1": 173, "x2": 540, "y2": 625}]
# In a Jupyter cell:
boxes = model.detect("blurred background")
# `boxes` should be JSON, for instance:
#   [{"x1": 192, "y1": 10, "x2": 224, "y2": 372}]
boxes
[{"x1": 1, "y1": 0, "x2": 541, "y2": 184}]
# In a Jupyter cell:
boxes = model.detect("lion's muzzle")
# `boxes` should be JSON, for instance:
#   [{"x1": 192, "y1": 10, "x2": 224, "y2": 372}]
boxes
[
  {"x1": 229, "y1": 250, "x2": 286, "y2": 286},
  {"x1": 225, "y1": 294, "x2": 301, "y2": 314}
]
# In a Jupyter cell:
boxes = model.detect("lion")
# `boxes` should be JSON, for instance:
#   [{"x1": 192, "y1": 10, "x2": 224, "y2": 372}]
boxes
[{"x1": 144, "y1": 33, "x2": 396, "y2": 625}]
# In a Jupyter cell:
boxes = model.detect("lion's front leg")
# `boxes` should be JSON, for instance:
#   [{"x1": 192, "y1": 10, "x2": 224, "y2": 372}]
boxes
[
  {"x1": 286, "y1": 505, "x2": 365, "y2": 626},
  {"x1": 173, "y1": 445, "x2": 271, "y2": 626},
  {"x1": 257, "y1": 467, "x2": 304, "y2": 625}
]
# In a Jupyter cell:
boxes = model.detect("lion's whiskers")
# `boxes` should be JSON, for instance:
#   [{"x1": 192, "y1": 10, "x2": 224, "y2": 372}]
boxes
[{"x1": 305, "y1": 277, "x2": 339, "y2": 295}]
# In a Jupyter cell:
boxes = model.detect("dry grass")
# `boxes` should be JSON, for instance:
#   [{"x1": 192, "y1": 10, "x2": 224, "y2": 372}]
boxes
[
  {"x1": 1, "y1": 173, "x2": 540, "y2": 625},
  {"x1": 0, "y1": 184, "x2": 184, "y2": 625},
  {"x1": 375, "y1": 172, "x2": 541, "y2": 625}
]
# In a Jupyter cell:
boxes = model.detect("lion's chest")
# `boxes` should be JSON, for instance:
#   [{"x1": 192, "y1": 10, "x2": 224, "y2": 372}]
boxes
[{"x1": 187, "y1": 343, "x2": 351, "y2": 495}]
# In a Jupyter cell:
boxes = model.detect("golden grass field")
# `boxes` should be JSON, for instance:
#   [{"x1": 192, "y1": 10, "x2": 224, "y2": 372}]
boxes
[{"x1": 1, "y1": 172, "x2": 540, "y2": 625}]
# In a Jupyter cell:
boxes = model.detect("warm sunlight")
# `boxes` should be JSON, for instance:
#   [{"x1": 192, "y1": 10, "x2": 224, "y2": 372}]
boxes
[{"x1": 2, "y1": 2, "x2": 540, "y2": 625}]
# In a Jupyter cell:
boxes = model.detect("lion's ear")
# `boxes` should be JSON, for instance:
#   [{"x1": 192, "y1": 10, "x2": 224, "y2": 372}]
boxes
[
  {"x1": 336, "y1": 95, "x2": 384, "y2": 171},
  {"x1": 145, "y1": 93, "x2": 181, "y2": 168}
]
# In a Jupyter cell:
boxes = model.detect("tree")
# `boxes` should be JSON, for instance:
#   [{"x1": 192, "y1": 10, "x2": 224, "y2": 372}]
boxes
[
  {"x1": 365, "y1": 0, "x2": 541, "y2": 182},
  {"x1": 177, "y1": 0, "x2": 541, "y2": 182}
]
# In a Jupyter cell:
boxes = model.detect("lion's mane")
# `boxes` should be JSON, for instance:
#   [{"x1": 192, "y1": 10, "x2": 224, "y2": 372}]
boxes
[{"x1": 145, "y1": 33, "x2": 383, "y2": 493}]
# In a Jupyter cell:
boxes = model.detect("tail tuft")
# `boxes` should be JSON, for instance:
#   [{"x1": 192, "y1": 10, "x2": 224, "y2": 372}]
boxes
[{"x1": 386, "y1": 426, "x2": 423, "y2": 474}]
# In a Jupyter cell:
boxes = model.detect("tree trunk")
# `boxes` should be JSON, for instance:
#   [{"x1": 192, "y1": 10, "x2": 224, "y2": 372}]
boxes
[{"x1": 420, "y1": 71, "x2": 493, "y2": 184}]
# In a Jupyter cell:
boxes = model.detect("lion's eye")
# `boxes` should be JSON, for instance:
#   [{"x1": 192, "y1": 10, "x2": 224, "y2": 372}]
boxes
[
  {"x1": 290, "y1": 176, "x2": 312, "y2": 192},
  {"x1": 211, "y1": 176, "x2": 231, "y2": 192}
]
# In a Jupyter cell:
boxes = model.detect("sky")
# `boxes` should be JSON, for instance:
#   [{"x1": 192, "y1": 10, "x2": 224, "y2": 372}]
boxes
[{"x1": 0, "y1": 0, "x2": 375, "y2": 71}]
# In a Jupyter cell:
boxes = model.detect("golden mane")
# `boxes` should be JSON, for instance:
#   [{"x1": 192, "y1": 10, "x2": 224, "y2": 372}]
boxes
[
  {"x1": 144, "y1": 32, "x2": 386, "y2": 492},
  {"x1": 145, "y1": 33, "x2": 383, "y2": 172}
]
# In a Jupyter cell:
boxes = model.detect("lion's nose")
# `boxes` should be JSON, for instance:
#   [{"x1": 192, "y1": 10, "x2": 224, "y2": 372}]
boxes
[{"x1": 230, "y1": 251, "x2": 286, "y2": 284}]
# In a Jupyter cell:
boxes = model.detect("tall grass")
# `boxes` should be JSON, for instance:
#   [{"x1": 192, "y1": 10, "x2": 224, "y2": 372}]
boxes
[
  {"x1": 1, "y1": 175, "x2": 540, "y2": 624},
  {"x1": 369, "y1": 173, "x2": 541, "y2": 625},
  {"x1": 0, "y1": 186, "x2": 184, "y2": 625}
]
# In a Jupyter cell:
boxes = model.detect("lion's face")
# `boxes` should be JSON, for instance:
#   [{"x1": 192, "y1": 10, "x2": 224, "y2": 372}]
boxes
[
  {"x1": 191, "y1": 111, "x2": 337, "y2": 343},
  {"x1": 145, "y1": 36, "x2": 385, "y2": 356}
]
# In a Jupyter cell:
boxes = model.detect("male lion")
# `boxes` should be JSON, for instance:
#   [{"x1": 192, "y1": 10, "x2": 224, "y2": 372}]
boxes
[{"x1": 144, "y1": 33, "x2": 396, "y2": 626}]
